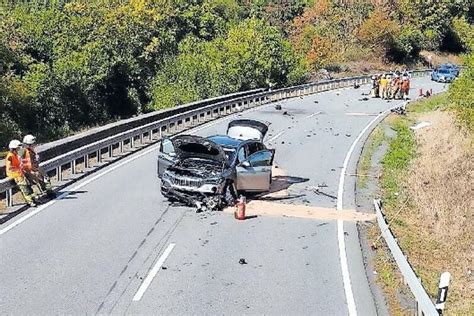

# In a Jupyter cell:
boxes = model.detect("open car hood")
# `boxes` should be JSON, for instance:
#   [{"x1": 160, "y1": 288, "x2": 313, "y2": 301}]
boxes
[
  {"x1": 227, "y1": 119, "x2": 269, "y2": 142},
  {"x1": 172, "y1": 135, "x2": 226, "y2": 163}
]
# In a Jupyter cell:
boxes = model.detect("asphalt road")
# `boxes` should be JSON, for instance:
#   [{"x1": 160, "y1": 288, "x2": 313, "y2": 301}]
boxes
[{"x1": 0, "y1": 78, "x2": 447, "y2": 315}]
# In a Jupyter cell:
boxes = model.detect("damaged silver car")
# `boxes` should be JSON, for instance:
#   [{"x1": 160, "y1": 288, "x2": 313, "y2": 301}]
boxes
[{"x1": 157, "y1": 119, "x2": 274, "y2": 210}]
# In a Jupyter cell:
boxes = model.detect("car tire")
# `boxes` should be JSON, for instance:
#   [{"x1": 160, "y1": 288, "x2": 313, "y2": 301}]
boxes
[{"x1": 223, "y1": 181, "x2": 237, "y2": 206}]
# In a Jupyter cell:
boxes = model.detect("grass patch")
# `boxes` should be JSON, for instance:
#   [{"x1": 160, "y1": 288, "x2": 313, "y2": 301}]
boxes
[
  {"x1": 357, "y1": 127, "x2": 385, "y2": 189},
  {"x1": 380, "y1": 118, "x2": 416, "y2": 209},
  {"x1": 408, "y1": 93, "x2": 449, "y2": 113},
  {"x1": 368, "y1": 223, "x2": 408, "y2": 316}
]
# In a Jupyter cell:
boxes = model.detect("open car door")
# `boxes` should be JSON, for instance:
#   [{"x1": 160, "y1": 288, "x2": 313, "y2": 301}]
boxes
[
  {"x1": 236, "y1": 149, "x2": 275, "y2": 192},
  {"x1": 227, "y1": 119, "x2": 269, "y2": 142},
  {"x1": 157, "y1": 137, "x2": 177, "y2": 178}
]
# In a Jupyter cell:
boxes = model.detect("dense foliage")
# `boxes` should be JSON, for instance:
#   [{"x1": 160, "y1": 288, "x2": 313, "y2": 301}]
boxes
[
  {"x1": 0, "y1": 0, "x2": 308, "y2": 146},
  {"x1": 0, "y1": 0, "x2": 472, "y2": 147},
  {"x1": 449, "y1": 18, "x2": 474, "y2": 131},
  {"x1": 290, "y1": 0, "x2": 473, "y2": 70}
]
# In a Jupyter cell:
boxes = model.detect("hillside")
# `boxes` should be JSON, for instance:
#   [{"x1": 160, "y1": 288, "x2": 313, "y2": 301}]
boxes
[{"x1": 1, "y1": 0, "x2": 472, "y2": 147}]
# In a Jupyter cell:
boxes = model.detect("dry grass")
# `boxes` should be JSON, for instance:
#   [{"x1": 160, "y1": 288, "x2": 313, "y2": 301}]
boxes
[
  {"x1": 420, "y1": 50, "x2": 464, "y2": 67},
  {"x1": 398, "y1": 111, "x2": 474, "y2": 314}
]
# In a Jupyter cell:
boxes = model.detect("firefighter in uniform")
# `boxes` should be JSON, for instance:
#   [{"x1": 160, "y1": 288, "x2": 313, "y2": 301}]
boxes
[
  {"x1": 20, "y1": 134, "x2": 55, "y2": 198},
  {"x1": 6, "y1": 139, "x2": 38, "y2": 207}
]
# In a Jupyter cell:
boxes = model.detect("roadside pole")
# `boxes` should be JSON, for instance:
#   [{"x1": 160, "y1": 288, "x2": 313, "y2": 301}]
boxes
[{"x1": 435, "y1": 272, "x2": 451, "y2": 314}]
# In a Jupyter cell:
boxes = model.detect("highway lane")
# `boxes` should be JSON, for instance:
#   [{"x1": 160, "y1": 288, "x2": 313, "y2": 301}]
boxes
[{"x1": 0, "y1": 78, "x2": 447, "y2": 314}]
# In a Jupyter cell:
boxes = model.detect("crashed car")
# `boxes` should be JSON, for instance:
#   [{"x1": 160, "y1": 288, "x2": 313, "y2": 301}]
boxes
[{"x1": 157, "y1": 119, "x2": 275, "y2": 210}]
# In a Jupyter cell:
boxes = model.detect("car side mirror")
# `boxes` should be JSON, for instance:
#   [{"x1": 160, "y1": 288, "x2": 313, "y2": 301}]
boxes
[{"x1": 241, "y1": 161, "x2": 251, "y2": 168}]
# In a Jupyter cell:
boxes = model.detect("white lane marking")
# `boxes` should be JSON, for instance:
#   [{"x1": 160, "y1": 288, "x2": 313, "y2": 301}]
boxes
[
  {"x1": 0, "y1": 144, "x2": 161, "y2": 236},
  {"x1": 305, "y1": 111, "x2": 322, "y2": 119},
  {"x1": 345, "y1": 112, "x2": 378, "y2": 116},
  {"x1": 336, "y1": 101, "x2": 407, "y2": 316},
  {"x1": 132, "y1": 243, "x2": 176, "y2": 302},
  {"x1": 337, "y1": 219, "x2": 357, "y2": 315},
  {"x1": 267, "y1": 130, "x2": 286, "y2": 143}
]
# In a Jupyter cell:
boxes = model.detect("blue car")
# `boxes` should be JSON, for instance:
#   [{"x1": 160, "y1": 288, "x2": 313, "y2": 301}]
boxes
[
  {"x1": 439, "y1": 63, "x2": 460, "y2": 77},
  {"x1": 431, "y1": 68, "x2": 456, "y2": 83}
]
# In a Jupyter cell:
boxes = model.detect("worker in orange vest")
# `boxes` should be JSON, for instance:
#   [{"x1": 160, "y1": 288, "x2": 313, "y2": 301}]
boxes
[
  {"x1": 20, "y1": 134, "x2": 55, "y2": 198},
  {"x1": 5, "y1": 139, "x2": 38, "y2": 207}
]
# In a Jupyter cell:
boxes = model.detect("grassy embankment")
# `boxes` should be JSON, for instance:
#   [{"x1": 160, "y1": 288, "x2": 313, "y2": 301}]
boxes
[{"x1": 360, "y1": 94, "x2": 473, "y2": 315}]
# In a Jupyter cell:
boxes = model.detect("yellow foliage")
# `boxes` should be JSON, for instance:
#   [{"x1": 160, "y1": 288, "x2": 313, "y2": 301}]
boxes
[
  {"x1": 306, "y1": 35, "x2": 340, "y2": 70},
  {"x1": 357, "y1": 8, "x2": 399, "y2": 53}
]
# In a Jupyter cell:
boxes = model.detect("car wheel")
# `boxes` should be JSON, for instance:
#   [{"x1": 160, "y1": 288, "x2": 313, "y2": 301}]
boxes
[{"x1": 223, "y1": 181, "x2": 237, "y2": 206}]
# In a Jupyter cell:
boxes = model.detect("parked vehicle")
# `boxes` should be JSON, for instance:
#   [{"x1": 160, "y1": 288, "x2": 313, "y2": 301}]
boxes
[
  {"x1": 157, "y1": 119, "x2": 274, "y2": 210},
  {"x1": 439, "y1": 63, "x2": 460, "y2": 77},
  {"x1": 431, "y1": 68, "x2": 456, "y2": 83}
]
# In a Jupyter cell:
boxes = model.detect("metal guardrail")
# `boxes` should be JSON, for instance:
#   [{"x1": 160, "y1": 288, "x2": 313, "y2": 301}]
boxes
[
  {"x1": 374, "y1": 199, "x2": 438, "y2": 315},
  {"x1": 0, "y1": 69, "x2": 432, "y2": 207}
]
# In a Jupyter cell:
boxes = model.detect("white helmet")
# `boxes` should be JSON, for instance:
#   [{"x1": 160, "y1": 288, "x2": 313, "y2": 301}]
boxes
[
  {"x1": 23, "y1": 134, "x2": 36, "y2": 145},
  {"x1": 8, "y1": 139, "x2": 22, "y2": 150}
]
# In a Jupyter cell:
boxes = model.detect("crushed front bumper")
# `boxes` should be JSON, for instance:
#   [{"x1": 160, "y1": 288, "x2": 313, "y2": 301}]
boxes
[{"x1": 160, "y1": 178, "x2": 226, "y2": 209}]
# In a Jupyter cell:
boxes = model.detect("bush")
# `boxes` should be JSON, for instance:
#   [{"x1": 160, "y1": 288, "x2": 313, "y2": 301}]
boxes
[
  {"x1": 449, "y1": 52, "x2": 474, "y2": 130},
  {"x1": 149, "y1": 18, "x2": 308, "y2": 110}
]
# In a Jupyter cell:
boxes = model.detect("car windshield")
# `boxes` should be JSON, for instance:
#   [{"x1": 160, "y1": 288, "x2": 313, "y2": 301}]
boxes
[{"x1": 438, "y1": 69, "x2": 450, "y2": 74}]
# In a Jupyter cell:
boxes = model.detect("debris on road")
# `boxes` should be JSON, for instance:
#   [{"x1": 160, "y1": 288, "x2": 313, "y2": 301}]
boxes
[
  {"x1": 312, "y1": 187, "x2": 337, "y2": 200},
  {"x1": 410, "y1": 121, "x2": 432, "y2": 130},
  {"x1": 275, "y1": 104, "x2": 282, "y2": 110},
  {"x1": 314, "y1": 100, "x2": 319, "y2": 103},
  {"x1": 354, "y1": 83, "x2": 360, "y2": 89},
  {"x1": 391, "y1": 103, "x2": 407, "y2": 115},
  {"x1": 345, "y1": 133, "x2": 351, "y2": 137},
  {"x1": 239, "y1": 258, "x2": 248, "y2": 265}
]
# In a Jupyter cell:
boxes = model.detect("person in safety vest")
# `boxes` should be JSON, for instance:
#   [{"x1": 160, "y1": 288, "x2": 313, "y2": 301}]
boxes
[
  {"x1": 380, "y1": 74, "x2": 389, "y2": 99},
  {"x1": 5, "y1": 140, "x2": 38, "y2": 207},
  {"x1": 20, "y1": 134, "x2": 55, "y2": 198},
  {"x1": 401, "y1": 76, "x2": 410, "y2": 100}
]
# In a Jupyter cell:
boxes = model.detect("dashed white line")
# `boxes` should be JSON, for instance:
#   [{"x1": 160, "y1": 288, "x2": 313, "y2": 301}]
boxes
[
  {"x1": 345, "y1": 112, "x2": 378, "y2": 116},
  {"x1": 267, "y1": 130, "x2": 286, "y2": 143},
  {"x1": 132, "y1": 243, "x2": 176, "y2": 302},
  {"x1": 305, "y1": 111, "x2": 322, "y2": 119}
]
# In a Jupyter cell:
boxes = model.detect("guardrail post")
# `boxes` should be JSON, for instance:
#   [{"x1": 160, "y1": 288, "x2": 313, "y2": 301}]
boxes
[
  {"x1": 108, "y1": 145, "x2": 113, "y2": 158},
  {"x1": 84, "y1": 154, "x2": 89, "y2": 169},
  {"x1": 149, "y1": 130, "x2": 154, "y2": 141},
  {"x1": 6, "y1": 188, "x2": 13, "y2": 207},
  {"x1": 97, "y1": 149, "x2": 102, "y2": 163},
  {"x1": 71, "y1": 160, "x2": 76, "y2": 175},
  {"x1": 130, "y1": 137, "x2": 135, "y2": 148},
  {"x1": 56, "y1": 166, "x2": 62, "y2": 182},
  {"x1": 140, "y1": 134, "x2": 144, "y2": 144}
]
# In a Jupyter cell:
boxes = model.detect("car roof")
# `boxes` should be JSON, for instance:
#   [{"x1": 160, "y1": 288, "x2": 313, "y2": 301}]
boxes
[{"x1": 207, "y1": 135, "x2": 244, "y2": 148}]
